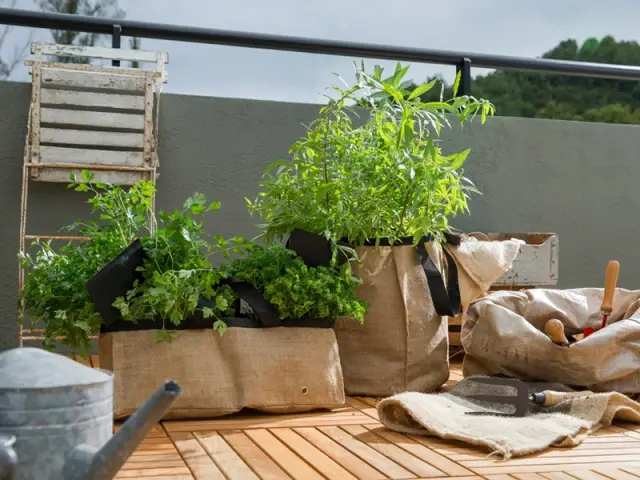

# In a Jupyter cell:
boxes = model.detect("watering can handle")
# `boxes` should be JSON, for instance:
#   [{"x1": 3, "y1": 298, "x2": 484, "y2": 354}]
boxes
[{"x1": 0, "y1": 441, "x2": 17, "y2": 480}]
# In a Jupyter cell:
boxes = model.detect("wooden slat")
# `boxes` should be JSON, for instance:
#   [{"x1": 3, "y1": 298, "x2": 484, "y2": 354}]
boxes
[
  {"x1": 446, "y1": 477, "x2": 486, "y2": 480},
  {"x1": 562, "y1": 471, "x2": 609, "y2": 480},
  {"x1": 511, "y1": 474, "x2": 552, "y2": 480},
  {"x1": 345, "y1": 397, "x2": 380, "y2": 421},
  {"x1": 473, "y1": 463, "x2": 640, "y2": 476},
  {"x1": 32, "y1": 168, "x2": 145, "y2": 185},
  {"x1": 294, "y1": 427, "x2": 386, "y2": 480},
  {"x1": 115, "y1": 466, "x2": 192, "y2": 478},
  {"x1": 340, "y1": 424, "x2": 443, "y2": 478},
  {"x1": 163, "y1": 410, "x2": 373, "y2": 432},
  {"x1": 362, "y1": 425, "x2": 473, "y2": 477},
  {"x1": 29, "y1": 64, "x2": 42, "y2": 168},
  {"x1": 450, "y1": 446, "x2": 640, "y2": 461},
  {"x1": 592, "y1": 468, "x2": 640, "y2": 479},
  {"x1": 219, "y1": 430, "x2": 291, "y2": 479},
  {"x1": 194, "y1": 431, "x2": 259, "y2": 480},
  {"x1": 27, "y1": 60, "x2": 158, "y2": 76},
  {"x1": 42, "y1": 68, "x2": 146, "y2": 91},
  {"x1": 34, "y1": 43, "x2": 168, "y2": 64},
  {"x1": 317, "y1": 425, "x2": 415, "y2": 479},
  {"x1": 41, "y1": 89, "x2": 145, "y2": 110},
  {"x1": 41, "y1": 108, "x2": 144, "y2": 130},
  {"x1": 142, "y1": 77, "x2": 154, "y2": 166},
  {"x1": 463, "y1": 453, "x2": 640, "y2": 469},
  {"x1": 270, "y1": 428, "x2": 359, "y2": 480},
  {"x1": 168, "y1": 432, "x2": 225, "y2": 480},
  {"x1": 40, "y1": 146, "x2": 144, "y2": 167},
  {"x1": 540, "y1": 474, "x2": 580, "y2": 480},
  {"x1": 41, "y1": 128, "x2": 145, "y2": 148},
  {"x1": 111, "y1": 424, "x2": 193, "y2": 479},
  {"x1": 245, "y1": 429, "x2": 325, "y2": 479}
]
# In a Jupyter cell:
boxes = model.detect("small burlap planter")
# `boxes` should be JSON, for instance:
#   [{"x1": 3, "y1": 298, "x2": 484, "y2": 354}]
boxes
[
  {"x1": 334, "y1": 239, "x2": 460, "y2": 397},
  {"x1": 378, "y1": 376, "x2": 640, "y2": 459},
  {"x1": 99, "y1": 326, "x2": 345, "y2": 420}
]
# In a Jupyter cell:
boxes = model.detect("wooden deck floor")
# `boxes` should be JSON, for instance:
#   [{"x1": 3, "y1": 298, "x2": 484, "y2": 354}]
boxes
[{"x1": 78, "y1": 355, "x2": 640, "y2": 479}]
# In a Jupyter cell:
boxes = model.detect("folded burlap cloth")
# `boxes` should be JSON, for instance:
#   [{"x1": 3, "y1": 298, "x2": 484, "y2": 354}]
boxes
[
  {"x1": 377, "y1": 376, "x2": 640, "y2": 459},
  {"x1": 444, "y1": 235, "x2": 522, "y2": 313}
]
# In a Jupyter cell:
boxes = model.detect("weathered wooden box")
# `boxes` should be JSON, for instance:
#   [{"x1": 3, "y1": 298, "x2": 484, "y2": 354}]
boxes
[
  {"x1": 448, "y1": 232, "x2": 558, "y2": 348},
  {"x1": 473, "y1": 232, "x2": 559, "y2": 287}
]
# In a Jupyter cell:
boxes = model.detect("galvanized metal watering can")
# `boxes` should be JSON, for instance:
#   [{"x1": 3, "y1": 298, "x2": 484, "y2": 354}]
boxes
[{"x1": 0, "y1": 347, "x2": 181, "y2": 480}]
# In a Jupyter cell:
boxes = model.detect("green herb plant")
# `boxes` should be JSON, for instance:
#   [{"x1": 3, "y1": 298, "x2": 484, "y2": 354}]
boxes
[
  {"x1": 247, "y1": 62, "x2": 496, "y2": 246},
  {"x1": 19, "y1": 170, "x2": 243, "y2": 355},
  {"x1": 18, "y1": 170, "x2": 154, "y2": 356},
  {"x1": 229, "y1": 243, "x2": 367, "y2": 323},
  {"x1": 113, "y1": 193, "x2": 249, "y2": 340}
]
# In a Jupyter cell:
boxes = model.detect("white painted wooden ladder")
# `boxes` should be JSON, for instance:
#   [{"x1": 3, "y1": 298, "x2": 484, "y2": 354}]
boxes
[{"x1": 18, "y1": 42, "x2": 169, "y2": 346}]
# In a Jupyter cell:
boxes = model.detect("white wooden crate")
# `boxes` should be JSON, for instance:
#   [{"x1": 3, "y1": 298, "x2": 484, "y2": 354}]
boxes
[
  {"x1": 24, "y1": 42, "x2": 168, "y2": 185},
  {"x1": 471, "y1": 232, "x2": 559, "y2": 286},
  {"x1": 449, "y1": 232, "x2": 559, "y2": 348}
]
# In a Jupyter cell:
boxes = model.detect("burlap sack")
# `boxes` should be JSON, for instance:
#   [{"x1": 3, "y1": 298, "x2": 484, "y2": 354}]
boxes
[
  {"x1": 462, "y1": 288, "x2": 640, "y2": 393},
  {"x1": 99, "y1": 326, "x2": 345, "y2": 420},
  {"x1": 378, "y1": 375, "x2": 640, "y2": 459},
  {"x1": 334, "y1": 238, "x2": 460, "y2": 397},
  {"x1": 444, "y1": 234, "x2": 522, "y2": 311}
]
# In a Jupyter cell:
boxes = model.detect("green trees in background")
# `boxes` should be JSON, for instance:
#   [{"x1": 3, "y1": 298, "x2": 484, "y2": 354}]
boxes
[{"x1": 415, "y1": 36, "x2": 640, "y2": 125}]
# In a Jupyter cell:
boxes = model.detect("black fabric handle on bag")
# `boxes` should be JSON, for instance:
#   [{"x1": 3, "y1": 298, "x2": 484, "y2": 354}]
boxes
[
  {"x1": 222, "y1": 278, "x2": 283, "y2": 327},
  {"x1": 415, "y1": 235, "x2": 462, "y2": 318}
]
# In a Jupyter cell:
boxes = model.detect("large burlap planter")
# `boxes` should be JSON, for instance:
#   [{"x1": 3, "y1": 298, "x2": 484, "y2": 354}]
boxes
[
  {"x1": 99, "y1": 324, "x2": 345, "y2": 420},
  {"x1": 333, "y1": 237, "x2": 461, "y2": 397},
  {"x1": 463, "y1": 288, "x2": 640, "y2": 393}
]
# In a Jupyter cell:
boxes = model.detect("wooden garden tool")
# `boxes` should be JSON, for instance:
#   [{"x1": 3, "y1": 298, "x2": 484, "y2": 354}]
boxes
[
  {"x1": 544, "y1": 319, "x2": 569, "y2": 346},
  {"x1": 463, "y1": 376, "x2": 572, "y2": 417},
  {"x1": 584, "y1": 260, "x2": 620, "y2": 338}
]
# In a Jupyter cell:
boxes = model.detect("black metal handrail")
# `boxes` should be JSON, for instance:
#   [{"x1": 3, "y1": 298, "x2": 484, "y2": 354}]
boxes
[{"x1": 2, "y1": 6, "x2": 640, "y2": 95}]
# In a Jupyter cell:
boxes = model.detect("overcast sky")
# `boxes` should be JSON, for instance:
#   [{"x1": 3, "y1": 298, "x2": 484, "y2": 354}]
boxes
[{"x1": 2, "y1": 0, "x2": 640, "y2": 103}]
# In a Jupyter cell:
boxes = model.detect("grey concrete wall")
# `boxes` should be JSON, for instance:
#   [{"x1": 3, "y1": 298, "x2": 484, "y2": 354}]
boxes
[{"x1": 1, "y1": 80, "x2": 639, "y2": 351}]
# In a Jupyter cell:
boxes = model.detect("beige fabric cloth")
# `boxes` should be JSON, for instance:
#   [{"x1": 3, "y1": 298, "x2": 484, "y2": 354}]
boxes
[
  {"x1": 445, "y1": 235, "x2": 522, "y2": 311},
  {"x1": 99, "y1": 327, "x2": 345, "y2": 420},
  {"x1": 378, "y1": 376, "x2": 640, "y2": 459},
  {"x1": 334, "y1": 242, "x2": 449, "y2": 397},
  {"x1": 462, "y1": 288, "x2": 640, "y2": 393}
]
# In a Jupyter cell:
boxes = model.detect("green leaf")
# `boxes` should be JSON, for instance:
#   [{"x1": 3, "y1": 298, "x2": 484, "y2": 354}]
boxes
[
  {"x1": 408, "y1": 79, "x2": 437, "y2": 100},
  {"x1": 263, "y1": 159, "x2": 289, "y2": 176},
  {"x1": 215, "y1": 296, "x2": 228, "y2": 311},
  {"x1": 452, "y1": 70, "x2": 462, "y2": 97},
  {"x1": 213, "y1": 319, "x2": 227, "y2": 336},
  {"x1": 450, "y1": 149, "x2": 471, "y2": 170}
]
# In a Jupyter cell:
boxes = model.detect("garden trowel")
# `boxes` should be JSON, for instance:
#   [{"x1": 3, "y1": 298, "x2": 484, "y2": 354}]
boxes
[{"x1": 462, "y1": 376, "x2": 569, "y2": 417}]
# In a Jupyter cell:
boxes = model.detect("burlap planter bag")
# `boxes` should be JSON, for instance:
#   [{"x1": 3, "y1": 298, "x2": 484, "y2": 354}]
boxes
[
  {"x1": 99, "y1": 320, "x2": 345, "y2": 420},
  {"x1": 462, "y1": 288, "x2": 640, "y2": 393},
  {"x1": 332, "y1": 235, "x2": 462, "y2": 397}
]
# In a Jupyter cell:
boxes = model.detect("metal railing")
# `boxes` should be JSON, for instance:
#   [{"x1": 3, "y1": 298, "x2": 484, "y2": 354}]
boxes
[{"x1": 2, "y1": 6, "x2": 640, "y2": 94}]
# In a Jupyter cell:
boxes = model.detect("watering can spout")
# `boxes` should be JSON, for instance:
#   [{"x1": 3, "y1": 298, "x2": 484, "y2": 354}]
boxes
[{"x1": 65, "y1": 380, "x2": 181, "y2": 480}]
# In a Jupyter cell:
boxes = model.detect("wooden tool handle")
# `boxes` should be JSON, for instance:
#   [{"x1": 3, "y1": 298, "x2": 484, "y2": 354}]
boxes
[
  {"x1": 601, "y1": 260, "x2": 620, "y2": 313},
  {"x1": 533, "y1": 391, "x2": 572, "y2": 407},
  {"x1": 544, "y1": 319, "x2": 569, "y2": 346}
]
